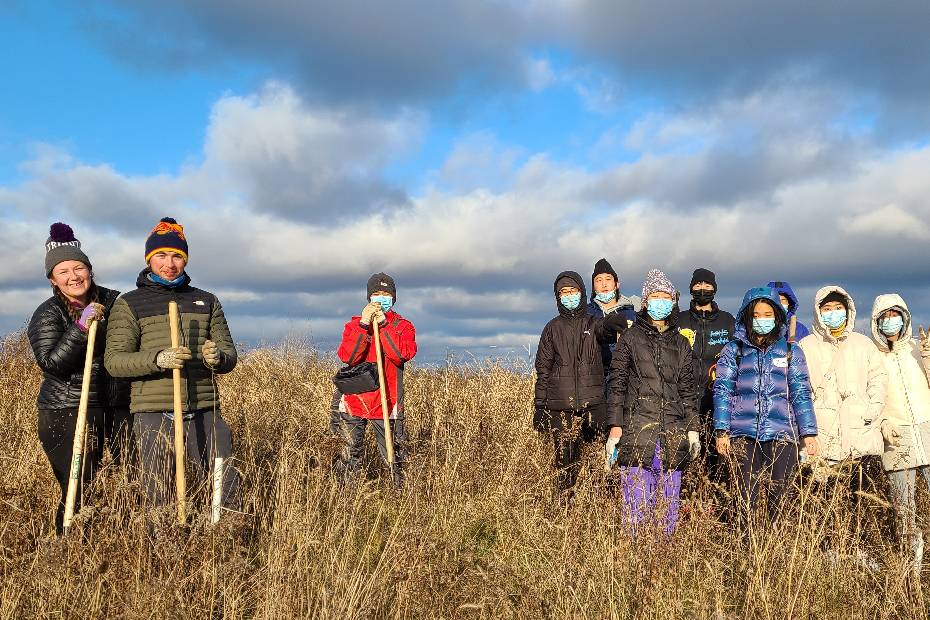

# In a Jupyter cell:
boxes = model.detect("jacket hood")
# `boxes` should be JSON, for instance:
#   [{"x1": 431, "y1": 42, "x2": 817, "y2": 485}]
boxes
[
  {"x1": 734, "y1": 286, "x2": 787, "y2": 343},
  {"x1": 871, "y1": 293, "x2": 912, "y2": 352},
  {"x1": 136, "y1": 267, "x2": 192, "y2": 291},
  {"x1": 553, "y1": 270, "x2": 587, "y2": 318},
  {"x1": 767, "y1": 281, "x2": 800, "y2": 314},
  {"x1": 811, "y1": 285, "x2": 856, "y2": 341}
]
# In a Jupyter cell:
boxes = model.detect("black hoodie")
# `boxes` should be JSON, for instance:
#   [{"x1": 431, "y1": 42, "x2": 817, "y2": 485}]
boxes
[
  {"x1": 534, "y1": 271, "x2": 625, "y2": 412},
  {"x1": 676, "y1": 300, "x2": 736, "y2": 395}
]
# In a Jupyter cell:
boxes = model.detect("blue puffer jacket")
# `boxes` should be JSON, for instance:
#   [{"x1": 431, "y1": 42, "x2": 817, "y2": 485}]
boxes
[
  {"x1": 713, "y1": 287, "x2": 818, "y2": 443},
  {"x1": 767, "y1": 281, "x2": 810, "y2": 341}
]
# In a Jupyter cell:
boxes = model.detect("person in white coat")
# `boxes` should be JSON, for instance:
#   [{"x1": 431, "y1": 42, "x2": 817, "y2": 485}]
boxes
[
  {"x1": 871, "y1": 293, "x2": 930, "y2": 572},
  {"x1": 799, "y1": 286, "x2": 888, "y2": 552},
  {"x1": 799, "y1": 286, "x2": 888, "y2": 463}
]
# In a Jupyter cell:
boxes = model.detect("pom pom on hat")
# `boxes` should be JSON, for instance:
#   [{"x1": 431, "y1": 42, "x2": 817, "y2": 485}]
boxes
[{"x1": 49, "y1": 222, "x2": 77, "y2": 243}]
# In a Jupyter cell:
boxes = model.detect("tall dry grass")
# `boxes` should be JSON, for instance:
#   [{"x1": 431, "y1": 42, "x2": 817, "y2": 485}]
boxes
[{"x1": 0, "y1": 330, "x2": 927, "y2": 619}]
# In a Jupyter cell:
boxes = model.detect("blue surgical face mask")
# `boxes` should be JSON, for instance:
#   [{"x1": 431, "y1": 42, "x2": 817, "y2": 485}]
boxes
[
  {"x1": 370, "y1": 294, "x2": 393, "y2": 313},
  {"x1": 647, "y1": 298, "x2": 674, "y2": 320},
  {"x1": 752, "y1": 318, "x2": 777, "y2": 335},
  {"x1": 821, "y1": 309, "x2": 847, "y2": 330},
  {"x1": 879, "y1": 316, "x2": 904, "y2": 336},
  {"x1": 560, "y1": 292, "x2": 582, "y2": 311},
  {"x1": 595, "y1": 290, "x2": 617, "y2": 304},
  {"x1": 781, "y1": 303, "x2": 790, "y2": 314}
]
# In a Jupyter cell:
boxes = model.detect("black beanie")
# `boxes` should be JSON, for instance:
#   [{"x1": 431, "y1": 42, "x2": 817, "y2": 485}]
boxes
[
  {"x1": 690, "y1": 268, "x2": 717, "y2": 292},
  {"x1": 45, "y1": 223, "x2": 92, "y2": 277},
  {"x1": 592, "y1": 258, "x2": 619, "y2": 289},
  {"x1": 367, "y1": 272, "x2": 397, "y2": 301},
  {"x1": 820, "y1": 290, "x2": 848, "y2": 309}
]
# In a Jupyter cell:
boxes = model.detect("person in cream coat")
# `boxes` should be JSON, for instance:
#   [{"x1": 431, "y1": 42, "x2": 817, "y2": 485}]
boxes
[
  {"x1": 871, "y1": 293, "x2": 930, "y2": 572},
  {"x1": 799, "y1": 286, "x2": 888, "y2": 463}
]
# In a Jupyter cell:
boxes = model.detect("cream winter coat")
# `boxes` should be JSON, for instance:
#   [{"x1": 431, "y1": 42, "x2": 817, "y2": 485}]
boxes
[
  {"x1": 871, "y1": 294, "x2": 930, "y2": 472},
  {"x1": 799, "y1": 286, "x2": 888, "y2": 461}
]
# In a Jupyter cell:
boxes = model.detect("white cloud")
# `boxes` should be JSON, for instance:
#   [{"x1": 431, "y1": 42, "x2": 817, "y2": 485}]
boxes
[
  {"x1": 843, "y1": 204, "x2": 930, "y2": 240},
  {"x1": 3, "y1": 82, "x2": 930, "y2": 360}
]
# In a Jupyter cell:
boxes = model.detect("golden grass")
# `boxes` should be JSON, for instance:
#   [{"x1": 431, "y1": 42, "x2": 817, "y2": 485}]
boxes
[{"x1": 0, "y1": 331, "x2": 927, "y2": 619}]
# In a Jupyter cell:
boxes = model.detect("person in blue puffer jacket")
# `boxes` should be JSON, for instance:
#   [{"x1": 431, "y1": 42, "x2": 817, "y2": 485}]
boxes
[{"x1": 713, "y1": 286, "x2": 820, "y2": 522}]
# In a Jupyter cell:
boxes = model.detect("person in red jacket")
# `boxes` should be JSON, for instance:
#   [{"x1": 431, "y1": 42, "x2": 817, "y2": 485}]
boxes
[{"x1": 335, "y1": 272, "x2": 417, "y2": 487}]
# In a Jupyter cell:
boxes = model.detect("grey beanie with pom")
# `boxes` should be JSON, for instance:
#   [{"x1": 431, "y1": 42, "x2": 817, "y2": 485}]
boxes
[{"x1": 45, "y1": 223, "x2": 92, "y2": 277}]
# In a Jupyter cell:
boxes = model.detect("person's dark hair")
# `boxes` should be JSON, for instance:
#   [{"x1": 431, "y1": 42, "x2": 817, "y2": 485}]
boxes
[{"x1": 742, "y1": 298, "x2": 784, "y2": 349}]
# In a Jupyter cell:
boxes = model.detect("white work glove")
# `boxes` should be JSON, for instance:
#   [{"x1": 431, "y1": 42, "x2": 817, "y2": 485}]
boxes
[
  {"x1": 604, "y1": 432, "x2": 621, "y2": 471},
  {"x1": 688, "y1": 430, "x2": 701, "y2": 460},
  {"x1": 882, "y1": 421, "x2": 901, "y2": 448},
  {"x1": 202, "y1": 339, "x2": 220, "y2": 369},
  {"x1": 156, "y1": 346, "x2": 192, "y2": 370}
]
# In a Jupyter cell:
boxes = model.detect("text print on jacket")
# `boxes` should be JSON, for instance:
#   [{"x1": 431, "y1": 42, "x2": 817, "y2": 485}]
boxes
[
  {"x1": 871, "y1": 294, "x2": 930, "y2": 472},
  {"x1": 337, "y1": 310, "x2": 417, "y2": 420},
  {"x1": 799, "y1": 285, "x2": 887, "y2": 461},
  {"x1": 713, "y1": 287, "x2": 817, "y2": 443}
]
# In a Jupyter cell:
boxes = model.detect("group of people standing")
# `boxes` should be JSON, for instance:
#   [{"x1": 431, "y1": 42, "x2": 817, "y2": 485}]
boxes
[
  {"x1": 24, "y1": 220, "x2": 930, "y2": 573},
  {"x1": 533, "y1": 259, "x2": 930, "y2": 570},
  {"x1": 29, "y1": 218, "x2": 239, "y2": 533},
  {"x1": 29, "y1": 218, "x2": 418, "y2": 534}
]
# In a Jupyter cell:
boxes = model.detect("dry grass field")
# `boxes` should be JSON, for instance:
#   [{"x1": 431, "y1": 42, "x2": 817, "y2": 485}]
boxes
[{"x1": 0, "y1": 331, "x2": 927, "y2": 619}]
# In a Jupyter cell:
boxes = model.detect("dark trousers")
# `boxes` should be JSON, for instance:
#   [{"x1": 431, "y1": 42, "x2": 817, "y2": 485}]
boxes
[
  {"x1": 731, "y1": 437, "x2": 799, "y2": 523},
  {"x1": 544, "y1": 408, "x2": 601, "y2": 492},
  {"x1": 37, "y1": 406, "x2": 132, "y2": 534},
  {"x1": 133, "y1": 410, "x2": 238, "y2": 511},
  {"x1": 334, "y1": 410, "x2": 408, "y2": 487}
]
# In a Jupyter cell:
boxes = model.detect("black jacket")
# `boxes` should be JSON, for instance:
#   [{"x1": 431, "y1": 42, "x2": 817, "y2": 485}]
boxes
[
  {"x1": 676, "y1": 301, "x2": 736, "y2": 394},
  {"x1": 28, "y1": 286, "x2": 129, "y2": 411},
  {"x1": 534, "y1": 271, "x2": 626, "y2": 412},
  {"x1": 607, "y1": 310, "x2": 699, "y2": 470}
]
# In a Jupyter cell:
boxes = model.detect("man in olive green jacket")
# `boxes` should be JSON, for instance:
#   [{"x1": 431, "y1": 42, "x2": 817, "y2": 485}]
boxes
[{"x1": 105, "y1": 217, "x2": 239, "y2": 513}]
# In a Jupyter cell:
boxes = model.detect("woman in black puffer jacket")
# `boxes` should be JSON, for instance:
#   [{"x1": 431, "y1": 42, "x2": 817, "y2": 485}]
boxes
[
  {"x1": 606, "y1": 269, "x2": 699, "y2": 535},
  {"x1": 27, "y1": 223, "x2": 130, "y2": 534}
]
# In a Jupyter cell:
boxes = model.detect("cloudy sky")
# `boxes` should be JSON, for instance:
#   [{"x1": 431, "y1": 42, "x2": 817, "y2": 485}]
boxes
[{"x1": 2, "y1": 1, "x2": 929, "y2": 363}]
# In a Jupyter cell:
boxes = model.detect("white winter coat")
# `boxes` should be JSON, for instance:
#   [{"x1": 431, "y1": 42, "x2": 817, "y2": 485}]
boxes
[
  {"x1": 871, "y1": 294, "x2": 930, "y2": 472},
  {"x1": 799, "y1": 286, "x2": 888, "y2": 461}
]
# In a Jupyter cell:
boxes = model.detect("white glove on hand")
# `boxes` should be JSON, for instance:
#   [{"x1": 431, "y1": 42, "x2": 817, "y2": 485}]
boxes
[
  {"x1": 919, "y1": 326, "x2": 930, "y2": 358},
  {"x1": 156, "y1": 346, "x2": 192, "y2": 370},
  {"x1": 688, "y1": 431, "x2": 701, "y2": 460},
  {"x1": 202, "y1": 339, "x2": 220, "y2": 369},
  {"x1": 604, "y1": 435, "x2": 621, "y2": 471},
  {"x1": 882, "y1": 421, "x2": 901, "y2": 448}
]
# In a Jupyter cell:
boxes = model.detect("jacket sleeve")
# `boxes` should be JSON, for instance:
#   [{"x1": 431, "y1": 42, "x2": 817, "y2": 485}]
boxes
[
  {"x1": 104, "y1": 297, "x2": 160, "y2": 378},
  {"x1": 28, "y1": 304, "x2": 89, "y2": 377},
  {"x1": 593, "y1": 313, "x2": 626, "y2": 344},
  {"x1": 712, "y1": 342, "x2": 738, "y2": 433},
  {"x1": 606, "y1": 333, "x2": 633, "y2": 427},
  {"x1": 208, "y1": 299, "x2": 238, "y2": 374},
  {"x1": 788, "y1": 346, "x2": 818, "y2": 438},
  {"x1": 380, "y1": 318, "x2": 417, "y2": 365},
  {"x1": 677, "y1": 336, "x2": 700, "y2": 432},
  {"x1": 865, "y1": 342, "x2": 888, "y2": 425},
  {"x1": 337, "y1": 319, "x2": 371, "y2": 365},
  {"x1": 533, "y1": 323, "x2": 553, "y2": 409}
]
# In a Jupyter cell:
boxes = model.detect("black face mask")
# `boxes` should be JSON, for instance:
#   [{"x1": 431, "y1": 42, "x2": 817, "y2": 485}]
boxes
[{"x1": 692, "y1": 290, "x2": 715, "y2": 305}]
